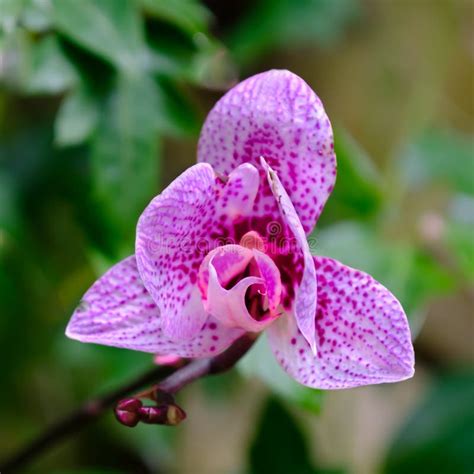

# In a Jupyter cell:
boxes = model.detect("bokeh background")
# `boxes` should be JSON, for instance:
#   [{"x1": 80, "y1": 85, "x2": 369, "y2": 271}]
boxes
[{"x1": 1, "y1": 0, "x2": 473, "y2": 473}]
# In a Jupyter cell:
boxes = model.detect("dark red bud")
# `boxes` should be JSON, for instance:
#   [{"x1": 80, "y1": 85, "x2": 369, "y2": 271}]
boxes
[
  {"x1": 138, "y1": 404, "x2": 187, "y2": 426},
  {"x1": 115, "y1": 409, "x2": 140, "y2": 427},
  {"x1": 138, "y1": 405, "x2": 168, "y2": 424},
  {"x1": 116, "y1": 398, "x2": 143, "y2": 412},
  {"x1": 115, "y1": 398, "x2": 143, "y2": 427}
]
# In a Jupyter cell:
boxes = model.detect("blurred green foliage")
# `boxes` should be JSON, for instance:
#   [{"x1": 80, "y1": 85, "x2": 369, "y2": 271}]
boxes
[
  {"x1": 249, "y1": 396, "x2": 318, "y2": 474},
  {"x1": 240, "y1": 336, "x2": 325, "y2": 415},
  {"x1": 384, "y1": 371, "x2": 474, "y2": 474},
  {"x1": 0, "y1": 0, "x2": 473, "y2": 473},
  {"x1": 226, "y1": 0, "x2": 359, "y2": 65},
  {"x1": 1, "y1": 0, "x2": 234, "y2": 257}
]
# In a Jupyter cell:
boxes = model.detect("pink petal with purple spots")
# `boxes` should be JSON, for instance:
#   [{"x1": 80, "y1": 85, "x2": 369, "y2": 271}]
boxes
[
  {"x1": 66, "y1": 256, "x2": 243, "y2": 357},
  {"x1": 262, "y1": 158, "x2": 317, "y2": 354},
  {"x1": 267, "y1": 257, "x2": 415, "y2": 389},
  {"x1": 135, "y1": 163, "x2": 260, "y2": 341},
  {"x1": 198, "y1": 69, "x2": 336, "y2": 234},
  {"x1": 216, "y1": 163, "x2": 260, "y2": 220}
]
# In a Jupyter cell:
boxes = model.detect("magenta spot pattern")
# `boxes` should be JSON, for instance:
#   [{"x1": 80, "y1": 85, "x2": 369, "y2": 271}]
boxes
[
  {"x1": 66, "y1": 256, "x2": 243, "y2": 357},
  {"x1": 261, "y1": 157, "x2": 317, "y2": 354},
  {"x1": 197, "y1": 69, "x2": 337, "y2": 235},
  {"x1": 267, "y1": 257, "x2": 414, "y2": 389},
  {"x1": 66, "y1": 69, "x2": 414, "y2": 389}
]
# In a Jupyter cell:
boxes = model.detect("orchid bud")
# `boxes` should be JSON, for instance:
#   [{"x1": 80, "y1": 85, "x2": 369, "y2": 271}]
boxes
[
  {"x1": 138, "y1": 404, "x2": 186, "y2": 426},
  {"x1": 114, "y1": 398, "x2": 142, "y2": 427},
  {"x1": 166, "y1": 404, "x2": 186, "y2": 425},
  {"x1": 138, "y1": 406, "x2": 168, "y2": 424}
]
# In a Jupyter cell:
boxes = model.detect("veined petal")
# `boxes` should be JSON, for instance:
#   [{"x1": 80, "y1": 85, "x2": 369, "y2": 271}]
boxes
[
  {"x1": 262, "y1": 158, "x2": 317, "y2": 354},
  {"x1": 135, "y1": 163, "x2": 260, "y2": 341},
  {"x1": 136, "y1": 163, "x2": 215, "y2": 340},
  {"x1": 198, "y1": 69, "x2": 336, "y2": 234},
  {"x1": 66, "y1": 256, "x2": 243, "y2": 357},
  {"x1": 267, "y1": 257, "x2": 415, "y2": 389}
]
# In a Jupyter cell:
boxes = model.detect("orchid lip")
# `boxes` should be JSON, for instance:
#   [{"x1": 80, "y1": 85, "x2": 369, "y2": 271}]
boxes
[{"x1": 197, "y1": 242, "x2": 282, "y2": 332}]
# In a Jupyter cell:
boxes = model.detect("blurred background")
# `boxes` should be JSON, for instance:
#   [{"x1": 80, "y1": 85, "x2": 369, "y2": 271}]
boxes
[{"x1": 0, "y1": 0, "x2": 473, "y2": 473}]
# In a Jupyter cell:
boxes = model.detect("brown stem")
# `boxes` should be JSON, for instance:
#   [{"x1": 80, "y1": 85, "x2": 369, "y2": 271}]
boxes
[
  {"x1": 157, "y1": 332, "x2": 257, "y2": 394},
  {"x1": 0, "y1": 334, "x2": 256, "y2": 472}
]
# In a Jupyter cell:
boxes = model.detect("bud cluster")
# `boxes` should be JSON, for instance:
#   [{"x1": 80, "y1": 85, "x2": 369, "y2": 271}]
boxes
[{"x1": 114, "y1": 396, "x2": 186, "y2": 428}]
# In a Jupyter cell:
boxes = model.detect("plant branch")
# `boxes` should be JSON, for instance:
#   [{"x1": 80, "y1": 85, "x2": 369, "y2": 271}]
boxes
[
  {"x1": 157, "y1": 332, "x2": 257, "y2": 394},
  {"x1": 0, "y1": 334, "x2": 256, "y2": 472}
]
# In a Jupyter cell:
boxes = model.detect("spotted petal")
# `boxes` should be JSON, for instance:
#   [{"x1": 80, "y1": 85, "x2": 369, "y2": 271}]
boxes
[
  {"x1": 135, "y1": 163, "x2": 259, "y2": 341},
  {"x1": 267, "y1": 257, "x2": 415, "y2": 389},
  {"x1": 262, "y1": 158, "x2": 317, "y2": 354},
  {"x1": 198, "y1": 69, "x2": 336, "y2": 234},
  {"x1": 66, "y1": 256, "x2": 243, "y2": 357}
]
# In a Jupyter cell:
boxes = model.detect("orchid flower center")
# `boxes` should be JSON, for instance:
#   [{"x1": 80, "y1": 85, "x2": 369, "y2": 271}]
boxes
[{"x1": 197, "y1": 232, "x2": 282, "y2": 332}]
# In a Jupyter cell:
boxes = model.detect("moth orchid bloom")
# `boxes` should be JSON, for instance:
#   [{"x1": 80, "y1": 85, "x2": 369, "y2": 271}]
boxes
[{"x1": 66, "y1": 70, "x2": 414, "y2": 389}]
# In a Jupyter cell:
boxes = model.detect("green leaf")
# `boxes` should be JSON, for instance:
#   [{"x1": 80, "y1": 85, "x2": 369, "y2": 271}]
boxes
[
  {"x1": 0, "y1": 0, "x2": 23, "y2": 37},
  {"x1": 22, "y1": 34, "x2": 78, "y2": 94},
  {"x1": 90, "y1": 73, "x2": 161, "y2": 253},
  {"x1": 313, "y1": 222, "x2": 455, "y2": 328},
  {"x1": 0, "y1": 0, "x2": 51, "y2": 36},
  {"x1": 21, "y1": 0, "x2": 52, "y2": 32},
  {"x1": 399, "y1": 129, "x2": 474, "y2": 196},
  {"x1": 140, "y1": 0, "x2": 211, "y2": 35},
  {"x1": 320, "y1": 128, "x2": 384, "y2": 224},
  {"x1": 227, "y1": 0, "x2": 359, "y2": 65},
  {"x1": 145, "y1": 21, "x2": 237, "y2": 90},
  {"x1": 189, "y1": 36, "x2": 237, "y2": 90},
  {"x1": 0, "y1": 168, "x2": 22, "y2": 242},
  {"x1": 383, "y1": 371, "x2": 474, "y2": 474},
  {"x1": 240, "y1": 337, "x2": 324, "y2": 414},
  {"x1": 154, "y1": 76, "x2": 200, "y2": 136},
  {"x1": 249, "y1": 396, "x2": 316, "y2": 474},
  {"x1": 51, "y1": 0, "x2": 144, "y2": 71},
  {"x1": 54, "y1": 85, "x2": 99, "y2": 146}
]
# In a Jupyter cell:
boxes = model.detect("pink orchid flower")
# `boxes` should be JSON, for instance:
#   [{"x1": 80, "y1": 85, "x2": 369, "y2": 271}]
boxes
[{"x1": 66, "y1": 70, "x2": 414, "y2": 389}]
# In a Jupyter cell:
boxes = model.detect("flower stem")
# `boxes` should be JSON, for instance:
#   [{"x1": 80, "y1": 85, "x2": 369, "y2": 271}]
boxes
[
  {"x1": 158, "y1": 332, "x2": 257, "y2": 394},
  {"x1": 0, "y1": 334, "x2": 256, "y2": 472}
]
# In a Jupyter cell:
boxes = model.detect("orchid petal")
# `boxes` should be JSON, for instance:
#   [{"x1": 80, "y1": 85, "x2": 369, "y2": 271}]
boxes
[
  {"x1": 198, "y1": 69, "x2": 336, "y2": 234},
  {"x1": 136, "y1": 163, "x2": 215, "y2": 340},
  {"x1": 216, "y1": 163, "x2": 260, "y2": 221},
  {"x1": 262, "y1": 158, "x2": 317, "y2": 355},
  {"x1": 135, "y1": 163, "x2": 259, "y2": 341},
  {"x1": 66, "y1": 256, "x2": 243, "y2": 357},
  {"x1": 267, "y1": 257, "x2": 415, "y2": 389}
]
